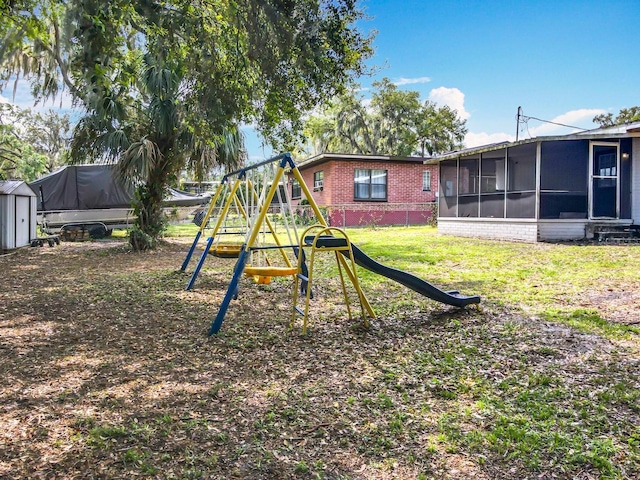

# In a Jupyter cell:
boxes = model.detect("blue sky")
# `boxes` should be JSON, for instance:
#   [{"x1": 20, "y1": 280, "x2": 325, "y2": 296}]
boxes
[
  {"x1": 246, "y1": 0, "x2": 640, "y2": 160},
  {"x1": 3, "y1": 0, "x2": 639, "y2": 162}
]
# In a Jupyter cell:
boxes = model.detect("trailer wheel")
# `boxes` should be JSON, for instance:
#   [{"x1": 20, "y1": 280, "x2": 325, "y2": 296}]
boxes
[{"x1": 88, "y1": 224, "x2": 108, "y2": 239}]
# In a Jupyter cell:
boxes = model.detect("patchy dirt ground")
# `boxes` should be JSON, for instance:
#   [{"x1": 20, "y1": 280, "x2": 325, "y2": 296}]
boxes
[
  {"x1": 581, "y1": 287, "x2": 640, "y2": 326},
  {"x1": 1, "y1": 239, "x2": 638, "y2": 479}
]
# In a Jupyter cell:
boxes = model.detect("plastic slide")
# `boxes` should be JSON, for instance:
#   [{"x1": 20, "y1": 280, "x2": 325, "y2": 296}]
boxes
[{"x1": 309, "y1": 236, "x2": 481, "y2": 308}]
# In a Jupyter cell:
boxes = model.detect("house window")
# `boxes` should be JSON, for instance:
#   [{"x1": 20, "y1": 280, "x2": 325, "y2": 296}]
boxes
[
  {"x1": 291, "y1": 179, "x2": 301, "y2": 199},
  {"x1": 540, "y1": 140, "x2": 588, "y2": 219},
  {"x1": 422, "y1": 170, "x2": 431, "y2": 191},
  {"x1": 439, "y1": 160, "x2": 458, "y2": 217},
  {"x1": 480, "y1": 153, "x2": 506, "y2": 193},
  {"x1": 354, "y1": 169, "x2": 387, "y2": 201},
  {"x1": 458, "y1": 156, "x2": 479, "y2": 217},
  {"x1": 313, "y1": 171, "x2": 324, "y2": 191},
  {"x1": 480, "y1": 149, "x2": 506, "y2": 218}
]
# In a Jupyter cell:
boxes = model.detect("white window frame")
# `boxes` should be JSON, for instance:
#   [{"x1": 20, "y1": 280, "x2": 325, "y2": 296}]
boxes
[
  {"x1": 313, "y1": 170, "x2": 324, "y2": 191},
  {"x1": 422, "y1": 170, "x2": 432, "y2": 191},
  {"x1": 354, "y1": 168, "x2": 388, "y2": 201},
  {"x1": 291, "y1": 179, "x2": 301, "y2": 199}
]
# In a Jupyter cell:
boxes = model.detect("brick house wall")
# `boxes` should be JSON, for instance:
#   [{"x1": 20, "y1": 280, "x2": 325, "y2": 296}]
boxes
[{"x1": 291, "y1": 154, "x2": 437, "y2": 226}]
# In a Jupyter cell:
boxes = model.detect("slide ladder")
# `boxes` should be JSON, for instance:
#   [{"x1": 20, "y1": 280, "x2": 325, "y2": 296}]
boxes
[{"x1": 292, "y1": 226, "x2": 374, "y2": 335}]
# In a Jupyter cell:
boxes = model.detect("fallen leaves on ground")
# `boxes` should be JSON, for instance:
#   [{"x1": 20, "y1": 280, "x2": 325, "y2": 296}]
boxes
[{"x1": 0, "y1": 239, "x2": 638, "y2": 479}]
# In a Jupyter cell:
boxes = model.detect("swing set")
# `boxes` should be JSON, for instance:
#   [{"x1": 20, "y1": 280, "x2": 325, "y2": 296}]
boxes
[
  {"x1": 180, "y1": 153, "x2": 481, "y2": 336},
  {"x1": 181, "y1": 156, "x2": 298, "y2": 287},
  {"x1": 180, "y1": 153, "x2": 373, "y2": 335}
]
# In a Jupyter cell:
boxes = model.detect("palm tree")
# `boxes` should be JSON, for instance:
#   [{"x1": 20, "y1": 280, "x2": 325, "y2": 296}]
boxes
[
  {"x1": 72, "y1": 54, "x2": 245, "y2": 250},
  {"x1": 3, "y1": 1, "x2": 372, "y2": 253}
]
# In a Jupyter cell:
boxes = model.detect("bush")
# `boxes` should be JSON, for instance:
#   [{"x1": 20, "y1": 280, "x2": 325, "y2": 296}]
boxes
[{"x1": 128, "y1": 226, "x2": 157, "y2": 251}]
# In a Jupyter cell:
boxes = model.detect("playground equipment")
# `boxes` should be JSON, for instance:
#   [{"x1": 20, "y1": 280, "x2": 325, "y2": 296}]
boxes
[
  {"x1": 181, "y1": 155, "x2": 297, "y2": 289},
  {"x1": 180, "y1": 153, "x2": 480, "y2": 336},
  {"x1": 180, "y1": 153, "x2": 375, "y2": 335},
  {"x1": 293, "y1": 225, "x2": 374, "y2": 335}
]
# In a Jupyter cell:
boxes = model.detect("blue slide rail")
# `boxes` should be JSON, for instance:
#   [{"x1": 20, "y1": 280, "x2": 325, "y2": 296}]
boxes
[{"x1": 308, "y1": 236, "x2": 480, "y2": 308}]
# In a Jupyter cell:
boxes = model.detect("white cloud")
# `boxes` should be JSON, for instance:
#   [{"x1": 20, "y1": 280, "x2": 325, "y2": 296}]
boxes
[
  {"x1": 0, "y1": 94, "x2": 8, "y2": 104},
  {"x1": 393, "y1": 76, "x2": 431, "y2": 86},
  {"x1": 464, "y1": 131, "x2": 515, "y2": 148},
  {"x1": 464, "y1": 108, "x2": 607, "y2": 149},
  {"x1": 526, "y1": 108, "x2": 605, "y2": 137},
  {"x1": 428, "y1": 87, "x2": 470, "y2": 120}
]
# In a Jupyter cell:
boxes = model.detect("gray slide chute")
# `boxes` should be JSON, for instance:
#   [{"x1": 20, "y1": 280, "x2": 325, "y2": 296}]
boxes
[{"x1": 309, "y1": 236, "x2": 480, "y2": 308}]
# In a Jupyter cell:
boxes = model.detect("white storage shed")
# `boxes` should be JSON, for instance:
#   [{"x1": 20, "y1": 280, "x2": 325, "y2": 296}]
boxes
[{"x1": 0, "y1": 180, "x2": 37, "y2": 251}]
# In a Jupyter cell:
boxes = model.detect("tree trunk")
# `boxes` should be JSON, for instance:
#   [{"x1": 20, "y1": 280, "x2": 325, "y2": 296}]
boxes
[{"x1": 129, "y1": 165, "x2": 169, "y2": 251}]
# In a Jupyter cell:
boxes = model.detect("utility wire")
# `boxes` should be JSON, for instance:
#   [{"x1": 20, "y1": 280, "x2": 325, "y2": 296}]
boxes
[
  {"x1": 520, "y1": 114, "x2": 588, "y2": 131},
  {"x1": 515, "y1": 107, "x2": 590, "y2": 142}
]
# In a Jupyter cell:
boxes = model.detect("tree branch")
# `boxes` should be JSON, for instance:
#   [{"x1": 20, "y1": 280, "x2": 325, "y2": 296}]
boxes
[{"x1": 51, "y1": 18, "x2": 82, "y2": 99}]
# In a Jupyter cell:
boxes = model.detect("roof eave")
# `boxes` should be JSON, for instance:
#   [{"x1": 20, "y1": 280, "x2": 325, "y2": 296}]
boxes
[
  {"x1": 297, "y1": 152, "x2": 432, "y2": 169},
  {"x1": 431, "y1": 130, "x2": 640, "y2": 162},
  {"x1": 0, "y1": 180, "x2": 36, "y2": 196}
]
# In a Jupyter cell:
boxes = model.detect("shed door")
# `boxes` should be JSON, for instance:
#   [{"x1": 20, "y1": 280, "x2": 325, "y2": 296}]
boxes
[
  {"x1": 15, "y1": 195, "x2": 31, "y2": 247},
  {"x1": 589, "y1": 142, "x2": 619, "y2": 219}
]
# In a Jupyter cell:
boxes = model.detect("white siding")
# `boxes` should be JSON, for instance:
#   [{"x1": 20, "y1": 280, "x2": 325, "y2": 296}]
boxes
[
  {"x1": 537, "y1": 221, "x2": 587, "y2": 241},
  {"x1": 438, "y1": 218, "x2": 538, "y2": 242},
  {"x1": 632, "y1": 138, "x2": 640, "y2": 224},
  {"x1": 0, "y1": 194, "x2": 16, "y2": 249},
  {"x1": 0, "y1": 185, "x2": 38, "y2": 250}
]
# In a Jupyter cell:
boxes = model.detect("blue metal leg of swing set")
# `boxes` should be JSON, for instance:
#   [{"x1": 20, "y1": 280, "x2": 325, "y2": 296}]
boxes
[
  {"x1": 209, "y1": 249, "x2": 248, "y2": 335},
  {"x1": 181, "y1": 231, "x2": 202, "y2": 272},
  {"x1": 186, "y1": 236, "x2": 214, "y2": 291}
]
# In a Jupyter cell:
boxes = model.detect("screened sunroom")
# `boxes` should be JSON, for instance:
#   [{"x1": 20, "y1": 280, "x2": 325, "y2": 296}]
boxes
[{"x1": 433, "y1": 123, "x2": 640, "y2": 242}]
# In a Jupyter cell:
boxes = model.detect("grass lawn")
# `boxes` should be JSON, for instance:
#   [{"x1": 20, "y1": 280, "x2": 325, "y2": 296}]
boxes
[{"x1": 1, "y1": 225, "x2": 638, "y2": 479}]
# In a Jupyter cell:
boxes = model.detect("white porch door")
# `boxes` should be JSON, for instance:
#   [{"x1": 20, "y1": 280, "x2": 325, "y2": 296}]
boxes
[{"x1": 589, "y1": 142, "x2": 619, "y2": 219}]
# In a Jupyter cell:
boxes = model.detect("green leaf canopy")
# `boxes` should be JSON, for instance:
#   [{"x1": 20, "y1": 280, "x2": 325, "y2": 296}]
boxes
[{"x1": 1, "y1": 0, "x2": 373, "y2": 247}]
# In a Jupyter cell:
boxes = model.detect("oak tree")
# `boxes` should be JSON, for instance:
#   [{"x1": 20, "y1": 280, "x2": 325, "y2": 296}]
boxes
[
  {"x1": 1, "y1": 0, "x2": 373, "y2": 249},
  {"x1": 300, "y1": 78, "x2": 467, "y2": 157},
  {"x1": 593, "y1": 107, "x2": 640, "y2": 128}
]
